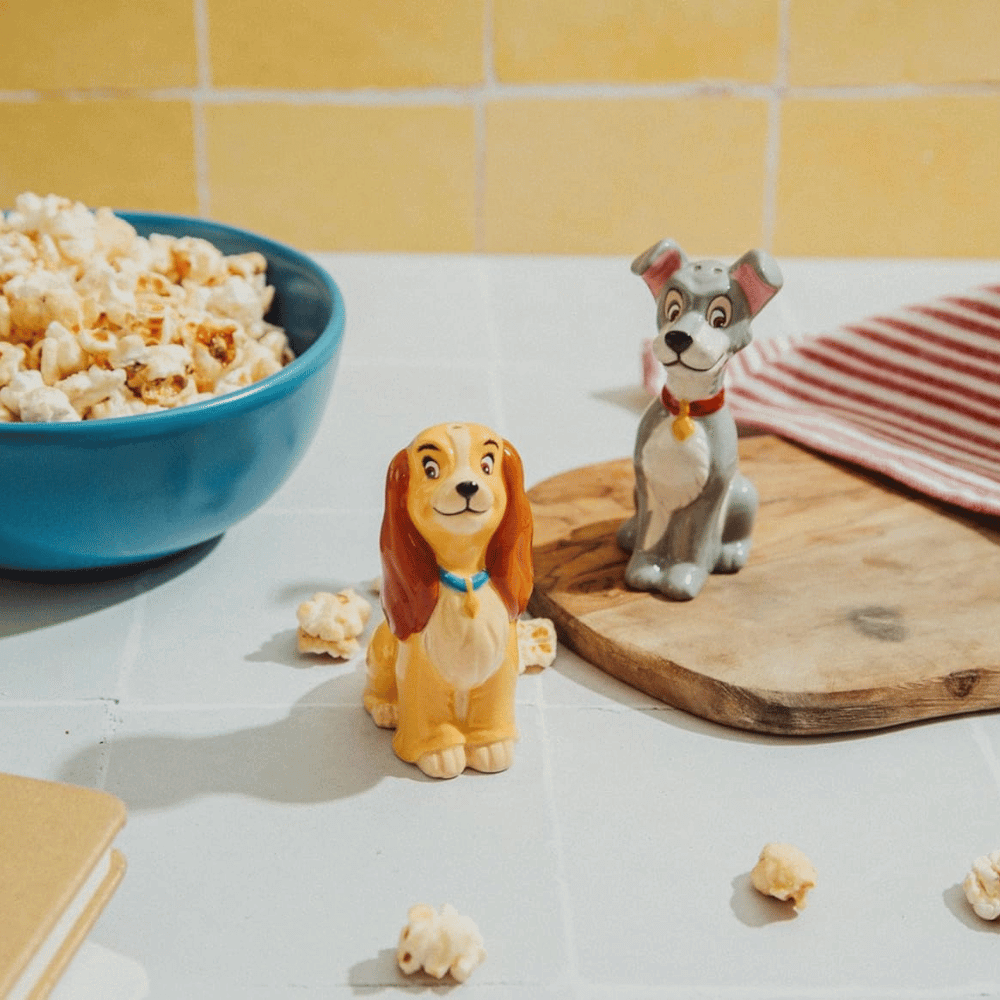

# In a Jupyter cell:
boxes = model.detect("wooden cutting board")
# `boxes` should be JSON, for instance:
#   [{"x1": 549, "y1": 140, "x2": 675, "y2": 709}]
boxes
[{"x1": 526, "y1": 435, "x2": 1000, "y2": 736}]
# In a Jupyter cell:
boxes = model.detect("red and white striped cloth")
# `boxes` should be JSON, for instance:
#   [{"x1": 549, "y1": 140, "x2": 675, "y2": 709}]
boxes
[{"x1": 725, "y1": 284, "x2": 1000, "y2": 516}]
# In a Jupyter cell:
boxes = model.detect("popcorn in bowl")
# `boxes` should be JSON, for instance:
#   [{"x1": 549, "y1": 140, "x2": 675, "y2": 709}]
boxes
[{"x1": 0, "y1": 192, "x2": 293, "y2": 422}]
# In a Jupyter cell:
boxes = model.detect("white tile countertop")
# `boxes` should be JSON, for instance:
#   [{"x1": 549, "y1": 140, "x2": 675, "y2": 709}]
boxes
[{"x1": 3, "y1": 252, "x2": 1000, "y2": 999}]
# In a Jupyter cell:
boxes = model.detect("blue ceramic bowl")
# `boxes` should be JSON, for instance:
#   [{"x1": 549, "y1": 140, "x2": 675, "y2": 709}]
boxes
[{"x1": 0, "y1": 213, "x2": 345, "y2": 572}]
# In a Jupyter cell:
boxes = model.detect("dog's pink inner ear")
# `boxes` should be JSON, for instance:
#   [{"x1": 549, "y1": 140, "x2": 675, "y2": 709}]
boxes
[
  {"x1": 640, "y1": 249, "x2": 684, "y2": 298},
  {"x1": 731, "y1": 260, "x2": 779, "y2": 317}
]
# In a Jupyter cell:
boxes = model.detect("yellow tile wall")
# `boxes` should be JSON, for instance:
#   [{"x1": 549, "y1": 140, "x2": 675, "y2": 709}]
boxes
[
  {"x1": 206, "y1": 104, "x2": 476, "y2": 252},
  {"x1": 484, "y1": 98, "x2": 770, "y2": 256},
  {"x1": 207, "y1": 0, "x2": 484, "y2": 89},
  {"x1": 492, "y1": 0, "x2": 779, "y2": 85},
  {"x1": 776, "y1": 96, "x2": 1000, "y2": 258},
  {"x1": 1, "y1": 0, "x2": 998, "y2": 257}
]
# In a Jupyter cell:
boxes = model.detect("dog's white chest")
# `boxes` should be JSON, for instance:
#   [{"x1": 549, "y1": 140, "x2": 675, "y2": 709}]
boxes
[
  {"x1": 640, "y1": 418, "x2": 710, "y2": 547},
  {"x1": 422, "y1": 583, "x2": 509, "y2": 693}
]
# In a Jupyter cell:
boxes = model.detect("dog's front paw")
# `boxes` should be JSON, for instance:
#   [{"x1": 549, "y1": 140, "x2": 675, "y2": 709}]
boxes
[
  {"x1": 715, "y1": 539, "x2": 752, "y2": 574},
  {"x1": 467, "y1": 739, "x2": 514, "y2": 774},
  {"x1": 417, "y1": 745, "x2": 467, "y2": 780},
  {"x1": 625, "y1": 554, "x2": 707, "y2": 601},
  {"x1": 364, "y1": 698, "x2": 398, "y2": 729},
  {"x1": 660, "y1": 563, "x2": 708, "y2": 601},
  {"x1": 624, "y1": 552, "x2": 667, "y2": 592}
]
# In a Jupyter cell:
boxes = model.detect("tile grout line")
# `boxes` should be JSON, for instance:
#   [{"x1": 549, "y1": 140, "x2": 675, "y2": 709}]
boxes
[
  {"x1": 4, "y1": 81, "x2": 999, "y2": 107},
  {"x1": 51, "y1": 700, "x2": 367, "y2": 713},
  {"x1": 473, "y1": 0, "x2": 496, "y2": 253},
  {"x1": 191, "y1": 0, "x2": 213, "y2": 217},
  {"x1": 475, "y1": 249, "x2": 510, "y2": 431},
  {"x1": 0, "y1": 698, "x2": 124, "y2": 710},
  {"x1": 575, "y1": 984, "x2": 1000, "y2": 999},
  {"x1": 113, "y1": 580, "x2": 148, "y2": 706},
  {"x1": 473, "y1": 99, "x2": 487, "y2": 253},
  {"x1": 533, "y1": 680, "x2": 582, "y2": 990},
  {"x1": 254, "y1": 506, "x2": 377, "y2": 516},
  {"x1": 761, "y1": 0, "x2": 790, "y2": 251},
  {"x1": 94, "y1": 581, "x2": 148, "y2": 791}
]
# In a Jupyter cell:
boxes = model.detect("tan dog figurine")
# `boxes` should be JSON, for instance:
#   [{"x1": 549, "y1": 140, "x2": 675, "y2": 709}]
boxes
[{"x1": 364, "y1": 422, "x2": 534, "y2": 779}]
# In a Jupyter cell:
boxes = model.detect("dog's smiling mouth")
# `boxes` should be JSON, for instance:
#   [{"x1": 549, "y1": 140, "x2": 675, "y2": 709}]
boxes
[
  {"x1": 662, "y1": 357, "x2": 722, "y2": 373},
  {"x1": 434, "y1": 503, "x2": 489, "y2": 517},
  {"x1": 662, "y1": 355, "x2": 727, "y2": 373}
]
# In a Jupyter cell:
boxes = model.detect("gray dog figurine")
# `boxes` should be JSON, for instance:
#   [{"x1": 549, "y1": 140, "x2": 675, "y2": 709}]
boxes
[{"x1": 617, "y1": 238, "x2": 783, "y2": 601}]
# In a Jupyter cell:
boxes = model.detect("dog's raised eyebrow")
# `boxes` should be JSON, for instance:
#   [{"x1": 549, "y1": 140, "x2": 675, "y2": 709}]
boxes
[{"x1": 415, "y1": 435, "x2": 499, "y2": 453}]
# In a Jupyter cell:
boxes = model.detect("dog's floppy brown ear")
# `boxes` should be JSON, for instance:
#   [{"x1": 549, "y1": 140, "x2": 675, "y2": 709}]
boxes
[
  {"x1": 486, "y1": 440, "x2": 534, "y2": 620},
  {"x1": 379, "y1": 449, "x2": 439, "y2": 640}
]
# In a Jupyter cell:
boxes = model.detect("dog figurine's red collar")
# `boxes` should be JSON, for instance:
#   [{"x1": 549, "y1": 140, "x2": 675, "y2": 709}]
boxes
[
  {"x1": 661, "y1": 386, "x2": 726, "y2": 441},
  {"x1": 660, "y1": 385, "x2": 726, "y2": 417}
]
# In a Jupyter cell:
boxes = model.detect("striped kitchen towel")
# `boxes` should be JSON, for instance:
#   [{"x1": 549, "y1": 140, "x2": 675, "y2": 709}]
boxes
[{"x1": 725, "y1": 284, "x2": 1000, "y2": 516}]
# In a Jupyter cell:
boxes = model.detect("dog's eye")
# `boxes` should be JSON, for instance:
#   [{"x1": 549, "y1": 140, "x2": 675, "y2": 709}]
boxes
[
  {"x1": 663, "y1": 289, "x2": 684, "y2": 324},
  {"x1": 422, "y1": 457, "x2": 440, "y2": 479},
  {"x1": 707, "y1": 295, "x2": 732, "y2": 328},
  {"x1": 481, "y1": 454, "x2": 494, "y2": 475}
]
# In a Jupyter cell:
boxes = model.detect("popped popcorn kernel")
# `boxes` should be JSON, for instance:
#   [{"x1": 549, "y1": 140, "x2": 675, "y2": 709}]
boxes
[
  {"x1": 39, "y1": 321, "x2": 85, "y2": 386},
  {"x1": 517, "y1": 617, "x2": 557, "y2": 673},
  {"x1": 122, "y1": 343, "x2": 196, "y2": 406},
  {"x1": 964, "y1": 850, "x2": 1000, "y2": 921},
  {"x1": 0, "y1": 370, "x2": 80, "y2": 423},
  {"x1": 57, "y1": 366, "x2": 128, "y2": 417},
  {"x1": 206, "y1": 275, "x2": 267, "y2": 329},
  {"x1": 297, "y1": 589, "x2": 373, "y2": 659},
  {"x1": 0, "y1": 295, "x2": 11, "y2": 339},
  {"x1": 4, "y1": 269, "x2": 82, "y2": 339},
  {"x1": 77, "y1": 326, "x2": 118, "y2": 360},
  {"x1": 750, "y1": 842, "x2": 816, "y2": 910},
  {"x1": 397, "y1": 904, "x2": 485, "y2": 984},
  {"x1": 169, "y1": 235, "x2": 226, "y2": 285},
  {"x1": 0, "y1": 341, "x2": 26, "y2": 388},
  {"x1": 225, "y1": 250, "x2": 267, "y2": 280}
]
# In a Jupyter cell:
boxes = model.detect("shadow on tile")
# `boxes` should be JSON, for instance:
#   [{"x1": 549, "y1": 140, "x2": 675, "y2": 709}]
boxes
[
  {"x1": 942, "y1": 883, "x2": 1000, "y2": 934},
  {"x1": 0, "y1": 536, "x2": 221, "y2": 638},
  {"x1": 348, "y1": 949, "x2": 415, "y2": 993},
  {"x1": 58, "y1": 675, "x2": 424, "y2": 810},
  {"x1": 591, "y1": 385, "x2": 650, "y2": 415},
  {"x1": 245, "y1": 628, "x2": 306, "y2": 669},
  {"x1": 729, "y1": 873, "x2": 799, "y2": 927}
]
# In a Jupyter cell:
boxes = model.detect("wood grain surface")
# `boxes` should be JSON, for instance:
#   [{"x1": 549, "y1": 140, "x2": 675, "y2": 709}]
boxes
[{"x1": 527, "y1": 435, "x2": 1000, "y2": 735}]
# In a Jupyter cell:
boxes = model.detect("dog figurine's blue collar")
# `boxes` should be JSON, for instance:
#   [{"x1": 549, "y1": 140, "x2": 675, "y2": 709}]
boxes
[{"x1": 438, "y1": 567, "x2": 490, "y2": 592}]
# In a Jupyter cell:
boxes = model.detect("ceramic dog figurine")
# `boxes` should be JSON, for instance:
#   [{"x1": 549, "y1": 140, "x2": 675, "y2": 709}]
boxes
[
  {"x1": 617, "y1": 239, "x2": 783, "y2": 601},
  {"x1": 364, "y1": 422, "x2": 534, "y2": 779}
]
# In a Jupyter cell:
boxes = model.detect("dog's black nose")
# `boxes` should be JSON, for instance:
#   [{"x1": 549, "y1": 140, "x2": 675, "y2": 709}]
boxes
[
  {"x1": 664, "y1": 330, "x2": 693, "y2": 354},
  {"x1": 455, "y1": 481, "x2": 479, "y2": 499}
]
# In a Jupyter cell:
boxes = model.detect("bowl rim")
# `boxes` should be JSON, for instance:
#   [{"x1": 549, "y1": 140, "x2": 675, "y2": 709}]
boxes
[{"x1": 0, "y1": 210, "x2": 345, "y2": 440}]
